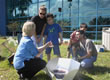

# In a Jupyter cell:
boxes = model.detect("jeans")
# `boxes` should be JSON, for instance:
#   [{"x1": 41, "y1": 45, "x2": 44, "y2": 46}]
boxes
[
  {"x1": 71, "y1": 48, "x2": 97, "y2": 68},
  {"x1": 80, "y1": 56, "x2": 97, "y2": 68},
  {"x1": 17, "y1": 58, "x2": 46, "y2": 79}
]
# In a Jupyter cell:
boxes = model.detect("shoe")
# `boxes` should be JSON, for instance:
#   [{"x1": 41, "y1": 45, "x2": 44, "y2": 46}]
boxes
[
  {"x1": 19, "y1": 77, "x2": 31, "y2": 80},
  {"x1": 19, "y1": 74, "x2": 23, "y2": 80},
  {"x1": 19, "y1": 74, "x2": 31, "y2": 80},
  {"x1": 23, "y1": 78, "x2": 30, "y2": 80}
]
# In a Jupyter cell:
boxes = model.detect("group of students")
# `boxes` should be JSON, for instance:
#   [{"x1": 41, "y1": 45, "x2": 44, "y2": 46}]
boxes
[
  {"x1": 67, "y1": 23, "x2": 97, "y2": 68},
  {"x1": 13, "y1": 5, "x2": 98, "y2": 80}
]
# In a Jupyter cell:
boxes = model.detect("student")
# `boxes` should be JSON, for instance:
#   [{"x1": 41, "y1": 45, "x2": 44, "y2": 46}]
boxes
[
  {"x1": 79, "y1": 23, "x2": 88, "y2": 31},
  {"x1": 67, "y1": 23, "x2": 88, "y2": 59},
  {"x1": 31, "y1": 5, "x2": 47, "y2": 59},
  {"x1": 13, "y1": 21, "x2": 53, "y2": 80},
  {"x1": 75, "y1": 30, "x2": 97, "y2": 68},
  {"x1": 44, "y1": 13, "x2": 63, "y2": 61},
  {"x1": 67, "y1": 31, "x2": 80, "y2": 59}
]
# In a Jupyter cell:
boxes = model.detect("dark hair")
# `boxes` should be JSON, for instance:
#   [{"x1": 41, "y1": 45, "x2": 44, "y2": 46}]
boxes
[
  {"x1": 80, "y1": 23, "x2": 88, "y2": 28},
  {"x1": 46, "y1": 13, "x2": 54, "y2": 18},
  {"x1": 76, "y1": 30, "x2": 86, "y2": 36}
]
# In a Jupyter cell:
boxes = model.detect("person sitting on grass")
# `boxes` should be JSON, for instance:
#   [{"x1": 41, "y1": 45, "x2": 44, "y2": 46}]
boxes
[
  {"x1": 44, "y1": 13, "x2": 63, "y2": 61},
  {"x1": 75, "y1": 30, "x2": 98, "y2": 69},
  {"x1": 13, "y1": 21, "x2": 53, "y2": 80},
  {"x1": 67, "y1": 23, "x2": 88, "y2": 59}
]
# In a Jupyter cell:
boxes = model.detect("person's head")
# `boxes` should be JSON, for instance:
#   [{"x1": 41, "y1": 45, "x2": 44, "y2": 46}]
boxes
[
  {"x1": 22, "y1": 21, "x2": 36, "y2": 37},
  {"x1": 39, "y1": 5, "x2": 46, "y2": 19},
  {"x1": 46, "y1": 13, "x2": 54, "y2": 25},
  {"x1": 80, "y1": 23, "x2": 88, "y2": 31},
  {"x1": 75, "y1": 30, "x2": 86, "y2": 40}
]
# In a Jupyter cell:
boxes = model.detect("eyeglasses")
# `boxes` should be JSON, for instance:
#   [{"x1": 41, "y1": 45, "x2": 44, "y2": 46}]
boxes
[
  {"x1": 80, "y1": 26, "x2": 86, "y2": 28},
  {"x1": 40, "y1": 13, "x2": 46, "y2": 16}
]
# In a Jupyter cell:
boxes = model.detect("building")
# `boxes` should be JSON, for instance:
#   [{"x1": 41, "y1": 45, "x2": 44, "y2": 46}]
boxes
[
  {"x1": 0, "y1": 0, "x2": 7, "y2": 36},
  {"x1": 0, "y1": 0, "x2": 110, "y2": 40}
]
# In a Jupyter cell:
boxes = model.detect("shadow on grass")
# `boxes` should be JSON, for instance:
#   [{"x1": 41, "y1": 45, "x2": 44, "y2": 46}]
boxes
[
  {"x1": 33, "y1": 73, "x2": 94, "y2": 80},
  {"x1": 81, "y1": 74, "x2": 94, "y2": 80},
  {"x1": 0, "y1": 56, "x2": 6, "y2": 61},
  {"x1": 74, "y1": 71, "x2": 94, "y2": 80},
  {"x1": 32, "y1": 73, "x2": 52, "y2": 80},
  {"x1": 86, "y1": 66, "x2": 110, "y2": 75},
  {"x1": 26, "y1": 66, "x2": 110, "y2": 80},
  {"x1": 32, "y1": 71, "x2": 94, "y2": 80}
]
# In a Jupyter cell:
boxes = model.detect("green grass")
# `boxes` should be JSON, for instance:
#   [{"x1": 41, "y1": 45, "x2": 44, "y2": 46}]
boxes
[{"x1": 0, "y1": 38, "x2": 110, "y2": 80}]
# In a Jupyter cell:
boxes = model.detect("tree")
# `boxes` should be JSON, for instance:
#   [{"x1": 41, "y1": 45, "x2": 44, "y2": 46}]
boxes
[
  {"x1": 89, "y1": 16, "x2": 110, "y2": 25},
  {"x1": 89, "y1": 16, "x2": 110, "y2": 39}
]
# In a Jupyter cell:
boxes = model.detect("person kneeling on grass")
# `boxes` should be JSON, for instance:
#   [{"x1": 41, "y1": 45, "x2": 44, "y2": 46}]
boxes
[
  {"x1": 67, "y1": 30, "x2": 80, "y2": 59},
  {"x1": 67, "y1": 23, "x2": 88, "y2": 59},
  {"x1": 13, "y1": 21, "x2": 53, "y2": 80},
  {"x1": 44, "y1": 13, "x2": 63, "y2": 61},
  {"x1": 75, "y1": 30, "x2": 98, "y2": 69}
]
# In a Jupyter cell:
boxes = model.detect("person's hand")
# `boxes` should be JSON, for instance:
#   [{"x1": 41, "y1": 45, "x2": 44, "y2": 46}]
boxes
[
  {"x1": 77, "y1": 57, "x2": 83, "y2": 62},
  {"x1": 67, "y1": 46, "x2": 71, "y2": 51},
  {"x1": 59, "y1": 40, "x2": 63, "y2": 45},
  {"x1": 36, "y1": 37, "x2": 41, "y2": 43},
  {"x1": 47, "y1": 41, "x2": 54, "y2": 48}
]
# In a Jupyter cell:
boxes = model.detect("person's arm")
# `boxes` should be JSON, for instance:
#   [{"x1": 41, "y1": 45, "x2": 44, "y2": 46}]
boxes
[
  {"x1": 58, "y1": 24, "x2": 63, "y2": 45},
  {"x1": 78, "y1": 40, "x2": 93, "y2": 60},
  {"x1": 68, "y1": 40, "x2": 72, "y2": 47},
  {"x1": 31, "y1": 16, "x2": 38, "y2": 43},
  {"x1": 59, "y1": 32, "x2": 63, "y2": 45},
  {"x1": 34, "y1": 30, "x2": 38, "y2": 42},
  {"x1": 36, "y1": 41, "x2": 53, "y2": 57},
  {"x1": 44, "y1": 25, "x2": 48, "y2": 44},
  {"x1": 67, "y1": 32, "x2": 74, "y2": 50},
  {"x1": 39, "y1": 24, "x2": 46, "y2": 42},
  {"x1": 44, "y1": 35, "x2": 47, "y2": 44},
  {"x1": 79, "y1": 51, "x2": 92, "y2": 60}
]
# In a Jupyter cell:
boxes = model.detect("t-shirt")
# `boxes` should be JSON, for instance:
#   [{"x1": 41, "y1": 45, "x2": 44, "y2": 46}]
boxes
[
  {"x1": 31, "y1": 15, "x2": 47, "y2": 35},
  {"x1": 44, "y1": 23, "x2": 62, "y2": 45},
  {"x1": 79, "y1": 39, "x2": 97, "y2": 57},
  {"x1": 13, "y1": 36, "x2": 39, "y2": 69}
]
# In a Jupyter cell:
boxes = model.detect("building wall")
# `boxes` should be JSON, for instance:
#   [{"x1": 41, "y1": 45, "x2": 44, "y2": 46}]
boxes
[
  {"x1": 6, "y1": 0, "x2": 110, "y2": 40},
  {"x1": 0, "y1": 0, "x2": 6, "y2": 36}
]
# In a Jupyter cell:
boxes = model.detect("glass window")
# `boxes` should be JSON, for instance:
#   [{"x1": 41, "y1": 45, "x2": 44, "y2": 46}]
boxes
[
  {"x1": 97, "y1": 16, "x2": 110, "y2": 25},
  {"x1": 79, "y1": 16, "x2": 96, "y2": 25},
  {"x1": 79, "y1": 0, "x2": 97, "y2": 11},
  {"x1": 39, "y1": 0, "x2": 47, "y2": 2},
  {"x1": 50, "y1": 0, "x2": 62, "y2": 14},
  {"x1": 32, "y1": 0, "x2": 38, "y2": 3},
  {"x1": 98, "y1": 9, "x2": 110, "y2": 16},
  {"x1": 29, "y1": 3, "x2": 38, "y2": 16},
  {"x1": 72, "y1": 0, "x2": 78, "y2": 12},
  {"x1": 6, "y1": 0, "x2": 110, "y2": 40},
  {"x1": 98, "y1": 0, "x2": 110, "y2": 9}
]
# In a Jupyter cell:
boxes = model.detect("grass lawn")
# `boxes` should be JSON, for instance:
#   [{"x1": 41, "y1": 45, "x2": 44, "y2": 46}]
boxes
[{"x1": 0, "y1": 37, "x2": 110, "y2": 80}]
